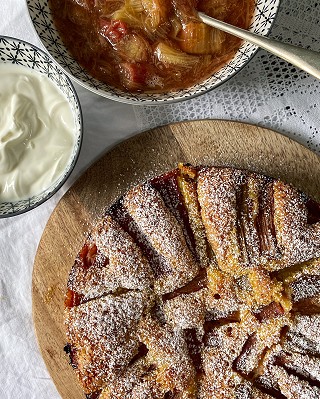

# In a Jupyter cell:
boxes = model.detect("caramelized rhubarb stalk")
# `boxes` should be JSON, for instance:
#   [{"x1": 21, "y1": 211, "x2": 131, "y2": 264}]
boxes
[
  {"x1": 141, "y1": 0, "x2": 170, "y2": 31},
  {"x1": 154, "y1": 42, "x2": 198, "y2": 68},
  {"x1": 79, "y1": 242, "x2": 98, "y2": 269},
  {"x1": 178, "y1": 21, "x2": 224, "y2": 54},
  {"x1": 177, "y1": 165, "x2": 209, "y2": 267},
  {"x1": 197, "y1": 167, "x2": 243, "y2": 275},
  {"x1": 118, "y1": 34, "x2": 150, "y2": 62},
  {"x1": 124, "y1": 182, "x2": 199, "y2": 294},
  {"x1": 254, "y1": 302, "x2": 285, "y2": 323},
  {"x1": 171, "y1": 0, "x2": 198, "y2": 22},
  {"x1": 273, "y1": 180, "x2": 320, "y2": 265}
]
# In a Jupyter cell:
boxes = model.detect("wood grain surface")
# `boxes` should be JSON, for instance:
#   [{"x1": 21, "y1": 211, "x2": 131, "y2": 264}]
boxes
[{"x1": 32, "y1": 119, "x2": 320, "y2": 399}]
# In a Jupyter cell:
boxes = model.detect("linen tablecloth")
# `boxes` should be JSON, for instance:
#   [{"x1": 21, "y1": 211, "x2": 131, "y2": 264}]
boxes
[{"x1": 1, "y1": 0, "x2": 320, "y2": 398}]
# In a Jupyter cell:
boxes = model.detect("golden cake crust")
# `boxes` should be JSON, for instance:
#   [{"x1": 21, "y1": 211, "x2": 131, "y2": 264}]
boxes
[{"x1": 64, "y1": 164, "x2": 320, "y2": 399}]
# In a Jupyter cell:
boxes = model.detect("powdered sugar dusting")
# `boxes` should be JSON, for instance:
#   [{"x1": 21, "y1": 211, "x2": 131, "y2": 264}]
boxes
[
  {"x1": 124, "y1": 182, "x2": 199, "y2": 294},
  {"x1": 64, "y1": 164, "x2": 320, "y2": 398},
  {"x1": 65, "y1": 290, "x2": 153, "y2": 393}
]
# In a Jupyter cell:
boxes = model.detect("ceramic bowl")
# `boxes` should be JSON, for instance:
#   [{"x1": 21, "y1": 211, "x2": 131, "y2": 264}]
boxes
[
  {"x1": 0, "y1": 36, "x2": 83, "y2": 218},
  {"x1": 27, "y1": 0, "x2": 280, "y2": 104}
]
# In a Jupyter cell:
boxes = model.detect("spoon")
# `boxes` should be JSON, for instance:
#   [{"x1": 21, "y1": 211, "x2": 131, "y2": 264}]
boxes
[{"x1": 198, "y1": 12, "x2": 320, "y2": 80}]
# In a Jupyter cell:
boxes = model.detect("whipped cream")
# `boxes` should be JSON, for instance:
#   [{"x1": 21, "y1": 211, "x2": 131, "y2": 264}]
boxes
[{"x1": 0, "y1": 63, "x2": 76, "y2": 202}]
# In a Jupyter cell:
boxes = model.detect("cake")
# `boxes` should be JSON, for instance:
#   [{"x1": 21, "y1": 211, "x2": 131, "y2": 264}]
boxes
[{"x1": 64, "y1": 164, "x2": 320, "y2": 399}]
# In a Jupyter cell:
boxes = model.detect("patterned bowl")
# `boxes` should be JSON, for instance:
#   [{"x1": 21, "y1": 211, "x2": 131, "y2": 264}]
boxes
[
  {"x1": 0, "y1": 36, "x2": 83, "y2": 218},
  {"x1": 27, "y1": 0, "x2": 280, "y2": 104}
]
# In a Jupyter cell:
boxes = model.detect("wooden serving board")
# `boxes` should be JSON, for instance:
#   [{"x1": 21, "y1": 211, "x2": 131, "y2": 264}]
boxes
[{"x1": 33, "y1": 120, "x2": 320, "y2": 399}]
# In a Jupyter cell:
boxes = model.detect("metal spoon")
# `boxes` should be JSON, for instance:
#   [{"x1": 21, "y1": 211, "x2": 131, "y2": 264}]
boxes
[{"x1": 198, "y1": 12, "x2": 320, "y2": 80}]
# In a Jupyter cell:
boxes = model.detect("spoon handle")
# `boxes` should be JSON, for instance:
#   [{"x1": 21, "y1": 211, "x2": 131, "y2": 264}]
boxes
[{"x1": 198, "y1": 12, "x2": 320, "y2": 80}]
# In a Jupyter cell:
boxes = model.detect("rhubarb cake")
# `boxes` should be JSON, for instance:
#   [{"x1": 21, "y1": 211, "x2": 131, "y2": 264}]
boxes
[{"x1": 64, "y1": 164, "x2": 320, "y2": 399}]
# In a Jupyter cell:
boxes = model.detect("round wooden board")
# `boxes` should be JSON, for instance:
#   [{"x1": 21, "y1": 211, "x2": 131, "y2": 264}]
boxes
[{"x1": 33, "y1": 119, "x2": 320, "y2": 399}]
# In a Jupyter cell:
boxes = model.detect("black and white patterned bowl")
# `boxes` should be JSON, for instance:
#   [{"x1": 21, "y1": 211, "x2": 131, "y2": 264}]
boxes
[
  {"x1": 27, "y1": 0, "x2": 280, "y2": 104},
  {"x1": 0, "y1": 36, "x2": 83, "y2": 218}
]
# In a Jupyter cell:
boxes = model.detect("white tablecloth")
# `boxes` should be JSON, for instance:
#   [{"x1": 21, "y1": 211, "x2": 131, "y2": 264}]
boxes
[{"x1": 1, "y1": 0, "x2": 320, "y2": 398}]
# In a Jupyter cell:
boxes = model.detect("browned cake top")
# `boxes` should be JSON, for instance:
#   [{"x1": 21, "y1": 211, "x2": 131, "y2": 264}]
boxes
[{"x1": 64, "y1": 164, "x2": 320, "y2": 399}]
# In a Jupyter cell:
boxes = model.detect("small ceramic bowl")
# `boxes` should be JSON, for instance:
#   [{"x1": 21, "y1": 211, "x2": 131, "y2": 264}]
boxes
[
  {"x1": 0, "y1": 36, "x2": 83, "y2": 218},
  {"x1": 26, "y1": 0, "x2": 280, "y2": 105}
]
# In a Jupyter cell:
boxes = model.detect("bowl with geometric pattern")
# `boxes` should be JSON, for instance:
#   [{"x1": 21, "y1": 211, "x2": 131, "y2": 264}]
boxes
[
  {"x1": 0, "y1": 36, "x2": 82, "y2": 218},
  {"x1": 26, "y1": 0, "x2": 280, "y2": 105}
]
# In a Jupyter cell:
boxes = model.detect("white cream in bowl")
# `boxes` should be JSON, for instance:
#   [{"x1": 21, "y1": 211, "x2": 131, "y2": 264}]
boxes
[{"x1": 0, "y1": 63, "x2": 76, "y2": 202}]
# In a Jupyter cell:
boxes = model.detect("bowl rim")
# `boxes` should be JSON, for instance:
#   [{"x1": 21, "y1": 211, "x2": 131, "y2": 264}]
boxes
[
  {"x1": 0, "y1": 35, "x2": 83, "y2": 218},
  {"x1": 25, "y1": 0, "x2": 281, "y2": 105}
]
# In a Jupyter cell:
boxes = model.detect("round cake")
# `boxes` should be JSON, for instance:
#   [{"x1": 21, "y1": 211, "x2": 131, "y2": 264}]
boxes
[{"x1": 64, "y1": 164, "x2": 320, "y2": 399}]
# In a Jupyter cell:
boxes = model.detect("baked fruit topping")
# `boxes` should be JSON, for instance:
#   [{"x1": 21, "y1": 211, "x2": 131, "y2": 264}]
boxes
[{"x1": 64, "y1": 164, "x2": 320, "y2": 398}]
